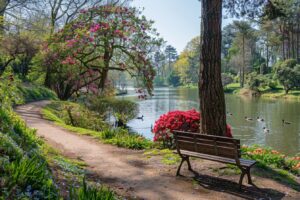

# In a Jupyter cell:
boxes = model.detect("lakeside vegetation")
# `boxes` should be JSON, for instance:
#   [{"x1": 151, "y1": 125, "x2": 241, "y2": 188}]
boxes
[
  {"x1": 42, "y1": 101, "x2": 154, "y2": 150},
  {"x1": 224, "y1": 83, "x2": 300, "y2": 100}
]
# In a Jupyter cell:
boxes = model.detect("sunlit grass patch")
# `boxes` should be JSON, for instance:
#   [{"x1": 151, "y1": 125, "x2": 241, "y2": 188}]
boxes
[{"x1": 144, "y1": 149, "x2": 180, "y2": 165}]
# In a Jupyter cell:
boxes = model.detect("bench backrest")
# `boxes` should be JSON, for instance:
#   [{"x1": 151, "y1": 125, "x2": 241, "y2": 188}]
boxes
[{"x1": 173, "y1": 131, "x2": 241, "y2": 159}]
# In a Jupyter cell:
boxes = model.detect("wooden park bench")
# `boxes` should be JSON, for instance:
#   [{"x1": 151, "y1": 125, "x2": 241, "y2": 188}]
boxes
[{"x1": 173, "y1": 131, "x2": 256, "y2": 189}]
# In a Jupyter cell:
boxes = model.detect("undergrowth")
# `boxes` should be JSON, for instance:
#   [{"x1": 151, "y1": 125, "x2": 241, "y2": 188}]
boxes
[{"x1": 42, "y1": 101, "x2": 154, "y2": 150}]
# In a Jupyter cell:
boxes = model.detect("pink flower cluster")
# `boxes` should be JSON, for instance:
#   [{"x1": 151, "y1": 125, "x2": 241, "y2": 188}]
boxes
[
  {"x1": 136, "y1": 88, "x2": 147, "y2": 100},
  {"x1": 90, "y1": 22, "x2": 110, "y2": 33},
  {"x1": 90, "y1": 24, "x2": 101, "y2": 32},
  {"x1": 66, "y1": 39, "x2": 77, "y2": 47},
  {"x1": 61, "y1": 56, "x2": 76, "y2": 65},
  {"x1": 153, "y1": 110, "x2": 200, "y2": 142},
  {"x1": 153, "y1": 110, "x2": 232, "y2": 142}
]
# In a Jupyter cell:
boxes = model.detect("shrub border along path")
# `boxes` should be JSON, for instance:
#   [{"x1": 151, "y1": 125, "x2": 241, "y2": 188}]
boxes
[{"x1": 16, "y1": 101, "x2": 300, "y2": 199}]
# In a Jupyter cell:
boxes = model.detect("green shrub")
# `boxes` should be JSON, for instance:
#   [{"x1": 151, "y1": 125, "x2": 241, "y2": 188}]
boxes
[
  {"x1": 0, "y1": 67, "x2": 23, "y2": 108},
  {"x1": 88, "y1": 97, "x2": 139, "y2": 124},
  {"x1": 222, "y1": 73, "x2": 234, "y2": 86},
  {"x1": 4, "y1": 156, "x2": 57, "y2": 198},
  {"x1": 70, "y1": 178, "x2": 115, "y2": 200},
  {"x1": 45, "y1": 101, "x2": 108, "y2": 132},
  {"x1": 167, "y1": 71, "x2": 181, "y2": 87},
  {"x1": 104, "y1": 128, "x2": 153, "y2": 150},
  {"x1": 17, "y1": 85, "x2": 57, "y2": 103},
  {"x1": 0, "y1": 133, "x2": 23, "y2": 161},
  {"x1": 274, "y1": 59, "x2": 300, "y2": 94},
  {"x1": 0, "y1": 108, "x2": 40, "y2": 153},
  {"x1": 268, "y1": 80, "x2": 278, "y2": 90},
  {"x1": 246, "y1": 72, "x2": 268, "y2": 91}
]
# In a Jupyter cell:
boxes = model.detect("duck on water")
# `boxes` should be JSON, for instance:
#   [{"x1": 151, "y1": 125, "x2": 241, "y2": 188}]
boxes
[
  {"x1": 282, "y1": 119, "x2": 292, "y2": 125},
  {"x1": 245, "y1": 116, "x2": 253, "y2": 121},
  {"x1": 136, "y1": 115, "x2": 144, "y2": 120}
]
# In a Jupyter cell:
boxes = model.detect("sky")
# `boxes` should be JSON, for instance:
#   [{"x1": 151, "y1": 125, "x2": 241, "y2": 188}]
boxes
[{"x1": 132, "y1": 0, "x2": 232, "y2": 54}]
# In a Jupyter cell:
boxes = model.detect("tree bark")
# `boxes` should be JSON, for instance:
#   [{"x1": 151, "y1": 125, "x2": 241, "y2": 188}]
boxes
[
  {"x1": 266, "y1": 32, "x2": 269, "y2": 70},
  {"x1": 0, "y1": 0, "x2": 8, "y2": 35},
  {"x1": 297, "y1": 22, "x2": 299, "y2": 63},
  {"x1": 291, "y1": 25, "x2": 295, "y2": 59},
  {"x1": 99, "y1": 46, "x2": 111, "y2": 93},
  {"x1": 199, "y1": 0, "x2": 227, "y2": 136},
  {"x1": 280, "y1": 24, "x2": 285, "y2": 60},
  {"x1": 242, "y1": 35, "x2": 245, "y2": 87}
]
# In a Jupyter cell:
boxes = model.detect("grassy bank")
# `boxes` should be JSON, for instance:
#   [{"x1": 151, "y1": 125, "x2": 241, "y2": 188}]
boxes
[
  {"x1": 178, "y1": 84, "x2": 198, "y2": 89},
  {"x1": 223, "y1": 83, "x2": 300, "y2": 100},
  {"x1": 0, "y1": 81, "x2": 118, "y2": 199},
  {"x1": 0, "y1": 108, "x2": 58, "y2": 199},
  {"x1": 17, "y1": 85, "x2": 57, "y2": 103},
  {"x1": 260, "y1": 89, "x2": 300, "y2": 100},
  {"x1": 42, "y1": 101, "x2": 154, "y2": 150},
  {"x1": 0, "y1": 106, "x2": 117, "y2": 199},
  {"x1": 224, "y1": 83, "x2": 241, "y2": 94}
]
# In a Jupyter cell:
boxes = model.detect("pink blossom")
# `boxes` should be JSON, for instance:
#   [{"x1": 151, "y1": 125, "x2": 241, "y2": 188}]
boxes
[
  {"x1": 66, "y1": 39, "x2": 77, "y2": 47},
  {"x1": 61, "y1": 56, "x2": 76, "y2": 65},
  {"x1": 90, "y1": 24, "x2": 101, "y2": 32}
]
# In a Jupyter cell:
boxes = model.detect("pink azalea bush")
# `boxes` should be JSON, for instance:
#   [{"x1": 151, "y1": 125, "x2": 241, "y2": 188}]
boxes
[{"x1": 153, "y1": 109, "x2": 232, "y2": 147}]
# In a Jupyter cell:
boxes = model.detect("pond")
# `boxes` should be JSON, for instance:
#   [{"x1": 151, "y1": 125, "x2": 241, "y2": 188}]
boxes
[{"x1": 120, "y1": 87, "x2": 300, "y2": 156}]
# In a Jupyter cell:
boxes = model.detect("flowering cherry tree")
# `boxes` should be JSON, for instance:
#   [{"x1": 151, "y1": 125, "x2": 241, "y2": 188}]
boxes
[
  {"x1": 43, "y1": 5, "x2": 162, "y2": 99},
  {"x1": 153, "y1": 110, "x2": 232, "y2": 147}
]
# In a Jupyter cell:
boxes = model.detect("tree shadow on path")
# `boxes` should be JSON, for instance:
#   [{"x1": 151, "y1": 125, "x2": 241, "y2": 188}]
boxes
[{"x1": 191, "y1": 170, "x2": 287, "y2": 200}]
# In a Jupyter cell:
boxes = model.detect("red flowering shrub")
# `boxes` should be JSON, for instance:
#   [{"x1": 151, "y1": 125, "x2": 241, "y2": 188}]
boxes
[{"x1": 153, "y1": 109, "x2": 232, "y2": 147}]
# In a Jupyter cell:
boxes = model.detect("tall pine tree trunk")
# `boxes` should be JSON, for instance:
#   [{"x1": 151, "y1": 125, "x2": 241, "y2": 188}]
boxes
[
  {"x1": 199, "y1": 0, "x2": 227, "y2": 136},
  {"x1": 297, "y1": 22, "x2": 300, "y2": 63},
  {"x1": 242, "y1": 35, "x2": 245, "y2": 88},
  {"x1": 291, "y1": 26, "x2": 295, "y2": 59}
]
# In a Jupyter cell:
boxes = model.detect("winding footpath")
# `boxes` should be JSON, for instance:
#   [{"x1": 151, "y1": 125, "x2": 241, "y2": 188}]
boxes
[{"x1": 16, "y1": 101, "x2": 300, "y2": 200}]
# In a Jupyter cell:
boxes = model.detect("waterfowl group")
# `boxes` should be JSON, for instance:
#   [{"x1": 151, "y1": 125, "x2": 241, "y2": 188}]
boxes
[
  {"x1": 240, "y1": 115, "x2": 293, "y2": 134},
  {"x1": 244, "y1": 116, "x2": 270, "y2": 133}
]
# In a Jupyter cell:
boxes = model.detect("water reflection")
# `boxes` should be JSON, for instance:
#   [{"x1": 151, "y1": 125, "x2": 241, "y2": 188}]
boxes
[{"x1": 122, "y1": 87, "x2": 300, "y2": 156}]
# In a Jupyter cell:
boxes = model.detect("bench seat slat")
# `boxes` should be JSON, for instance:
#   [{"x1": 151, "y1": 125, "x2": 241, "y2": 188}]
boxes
[
  {"x1": 175, "y1": 150, "x2": 256, "y2": 167},
  {"x1": 177, "y1": 140, "x2": 238, "y2": 159},
  {"x1": 177, "y1": 135, "x2": 241, "y2": 149},
  {"x1": 175, "y1": 131, "x2": 240, "y2": 143}
]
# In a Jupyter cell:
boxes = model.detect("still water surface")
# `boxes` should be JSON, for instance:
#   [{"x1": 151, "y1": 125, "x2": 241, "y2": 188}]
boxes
[{"x1": 121, "y1": 88, "x2": 300, "y2": 156}]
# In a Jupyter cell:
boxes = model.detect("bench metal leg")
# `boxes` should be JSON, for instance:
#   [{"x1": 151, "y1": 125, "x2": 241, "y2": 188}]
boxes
[
  {"x1": 176, "y1": 156, "x2": 192, "y2": 176},
  {"x1": 239, "y1": 167, "x2": 253, "y2": 189},
  {"x1": 186, "y1": 156, "x2": 193, "y2": 171},
  {"x1": 176, "y1": 157, "x2": 185, "y2": 176},
  {"x1": 246, "y1": 168, "x2": 253, "y2": 185},
  {"x1": 238, "y1": 169, "x2": 246, "y2": 189}
]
